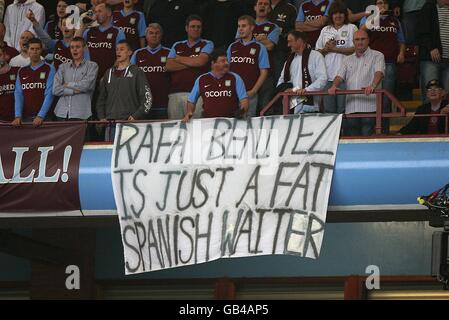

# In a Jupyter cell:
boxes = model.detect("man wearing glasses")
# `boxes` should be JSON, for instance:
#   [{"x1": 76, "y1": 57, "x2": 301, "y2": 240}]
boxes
[{"x1": 399, "y1": 79, "x2": 449, "y2": 135}]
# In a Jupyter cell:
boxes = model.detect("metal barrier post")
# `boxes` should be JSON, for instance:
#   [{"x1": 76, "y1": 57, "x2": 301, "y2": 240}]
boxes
[
  {"x1": 375, "y1": 91, "x2": 383, "y2": 135},
  {"x1": 283, "y1": 94, "x2": 289, "y2": 115},
  {"x1": 444, "y1": 114, "x2": 448, "y2": 134}
]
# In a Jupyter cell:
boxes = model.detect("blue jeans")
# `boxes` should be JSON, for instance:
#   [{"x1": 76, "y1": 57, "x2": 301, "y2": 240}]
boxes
[
  {"x1": 382, "y1": 63, "x2": 397, "y2": 133},
  {"x1": 420, "y1": 59, "x2": 449, "y2": 101},
  {"x1": 147, "y1": 107, "x2": 168, "y2": 119},
  {"x1": 272, "y1": 48, "x2": 288, "y2": 87},
  {"x1": 344, "y1": 115, "x2": 375, "y2": 136},
  {"x1": 105, "y1": 123, "x2": 117, "y2": 142},
  {"x1": 323, "y1": 81, "x2": 346, "y2": 114},
  {"x1": 257, "y1": 73, "x2": 275, "y2": 115},
  {"x1": 382, "y1": 63, "x2": 396, "y2": 110},
  {"x1": 402, "y1": 11, "x2": 420, "y2": 45},
  {"x1": 248, "y1": 94, "x2": 259, "y2": 117}
]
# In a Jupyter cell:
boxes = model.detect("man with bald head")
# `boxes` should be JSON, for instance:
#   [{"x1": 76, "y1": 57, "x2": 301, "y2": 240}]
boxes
[
  {"x1": 328, "y1": 29, "x2": 385, "y2": 136},
  {"x1": 0, "y1": 22, "x2": 18, "y2": 62},
  {"x1": 79, "y1": 2, "x2": 125, "y2": 80},
  {"x1": 9, "y1": 30, "x2": 34, "y2": 67}
]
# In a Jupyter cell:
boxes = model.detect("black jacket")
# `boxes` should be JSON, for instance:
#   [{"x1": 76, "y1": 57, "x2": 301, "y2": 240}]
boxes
[
  {"x1": 400, "y1": 100, "x2": 449, "y2": 134},
  {"x1": 416, "y1": 0, "x2": 443, "y2": 61},
  {"x1": 200, "y1": 0, "x2": 247, "y2": 50}
]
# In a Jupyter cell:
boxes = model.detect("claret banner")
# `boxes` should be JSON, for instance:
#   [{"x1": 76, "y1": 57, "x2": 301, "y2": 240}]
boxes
[
  {"x1": 112, "y1": 115, "x2": 342, "y2": 274},
  {"x1": 0, "y1": 123, "x2": 86, "y2": 212}
]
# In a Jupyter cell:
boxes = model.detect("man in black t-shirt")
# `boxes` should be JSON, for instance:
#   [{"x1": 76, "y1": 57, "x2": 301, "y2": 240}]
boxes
[
  {"x1": 200, "y1": 0, "x2": 246, "y2": 50},
  {"x1": 269, "y1": 0, "x2": 297, "y2": 82}
]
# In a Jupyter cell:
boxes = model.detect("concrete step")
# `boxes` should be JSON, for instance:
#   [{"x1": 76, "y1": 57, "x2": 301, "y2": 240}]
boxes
[
  {"x1": 390, "y1": 124, "x2": 403, "y2": 132},
  {"x1": 387, "y1": 88, "x2": 421, "y2": 131},
  {"x1": 399, "y1": 100, "x2": 421, "y2": 112},
  {"x1": 389, "y1": 112, "x2": 414, "y2": 132},
  {"x1": 413, "y1": 88, "x2": 421, "y2": 98}
]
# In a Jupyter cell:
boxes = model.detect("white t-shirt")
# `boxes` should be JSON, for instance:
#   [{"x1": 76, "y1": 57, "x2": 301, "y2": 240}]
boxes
[
  {"x1": 10, "y1": 54, "x2": 44, "y2": 68},
  {"x1": 316, "y1": 23, "x2": 358, "y2": 81},
  {"x1": 9, "y1": 54, "x2": 31, "y2": 68}
]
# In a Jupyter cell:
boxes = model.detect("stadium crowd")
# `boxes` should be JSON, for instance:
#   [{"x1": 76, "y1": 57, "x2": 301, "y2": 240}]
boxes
[{"x1": 0, "y1": 0, "x2": 448, "y2": 138}]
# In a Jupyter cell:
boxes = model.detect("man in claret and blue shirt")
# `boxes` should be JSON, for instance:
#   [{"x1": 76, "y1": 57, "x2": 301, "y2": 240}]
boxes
[
  {"x1": 295, "y1": 0, "x2": 334, "y2": 48},
  {"x1": 183, "y1": 49, "x2": 249, "y2": 122},
  {"x1": 80, "y1": 2, "x2": 126, "y2": 81},
  {"x1": 131, "y1": 23, "x2": 170, "y2": 119},
  {"x1": 12, "y1": 38, "x2": 56, "y2": 127},
  {"x1": 112, "y1": 0, "x2": 146, "y2": 51},
  {"x1": 251, "y1": 0, "x2": 281, "y2": 116},
  {"x1": 165, "y1": 15, "x2": 214, "y2": 120},
  {"x1": 228, "y1": 15, "x2": 270, "y2": 117},
  {"x1": 0, "y1": 46, "x2": 19, "y2": 122}
]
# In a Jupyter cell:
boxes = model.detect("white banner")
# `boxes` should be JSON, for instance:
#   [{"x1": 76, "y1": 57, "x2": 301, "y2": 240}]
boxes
[{"x1": 112, "y1": 115, "x2": 342, "y2": 274}]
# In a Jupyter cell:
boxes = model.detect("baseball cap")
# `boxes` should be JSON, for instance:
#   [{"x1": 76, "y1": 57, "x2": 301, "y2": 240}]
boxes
[{"x1": 426, "y1": 79, "x2": 442, "y2": 89}]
